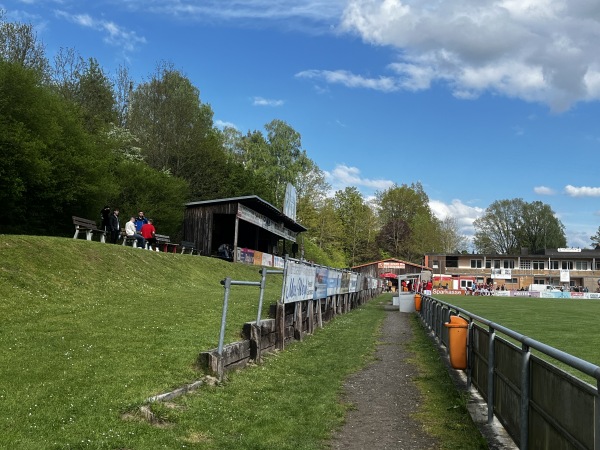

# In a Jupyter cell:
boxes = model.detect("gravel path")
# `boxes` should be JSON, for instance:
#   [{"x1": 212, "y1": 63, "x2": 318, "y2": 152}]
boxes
[{"x1": 329, "y1": 305, "x2": 440, "y2": 450}]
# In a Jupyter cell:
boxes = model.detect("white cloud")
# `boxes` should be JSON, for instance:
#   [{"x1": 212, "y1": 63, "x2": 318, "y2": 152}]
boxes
[
  {"x1": 565, "y1": 185, "x2": 600, "y2": 197},
  {"x1": 335, "y1": 0, "x2": 600, "y2": 111},
  {"x1": 55, "y1": 10, "x2": 146, "y2": 54},
  {"x1": 253, "y1": 96, "x2": 284, "y2": 107},
  {"x1": 296, "y1": 69, "x2": 399, "y2": 92},
  {"x1": 121, "y1": 0, "x2": 346, "y2": 30},
  {"x1": 534, "y1": 186, "x2": 556, "y2": 195},
  {"x1": 429, "y1": 198, "x2": 484, "y2": 236},
  {"x1": 214, "y1": 119, "x2": 238, "y2": 129},
  {"x1": 324, "y1": 163, "x2": 394, "y2": 194}
]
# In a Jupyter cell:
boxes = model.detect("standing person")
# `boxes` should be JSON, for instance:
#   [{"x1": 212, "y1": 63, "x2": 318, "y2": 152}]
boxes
[
  {"x1": 141, "y1": 219, "x2": 157, "y2": 251},
  {"x1": 134, "y1": 211, "x2": 148, "y2": 233},
  {"x1": 100, "y1": 206, "x2": 111, "y2": 233},
  {"x1": 125, "y1": 216, "x2": 146, "y2": 249},
  {"x1": 109, "y1": 208, "x2": 121, "y2": 244},
  {"x1": 424, "y1": 280, "x2": 433, "y2": 296}
]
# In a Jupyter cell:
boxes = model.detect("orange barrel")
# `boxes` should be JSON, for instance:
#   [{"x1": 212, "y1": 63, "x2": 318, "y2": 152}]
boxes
[
  {"x1": 414, "y1": 293, "x2": 422, "y2": 311},
  {"x1": 444, "y1": 315, "x2": 468, "y2": 369}
]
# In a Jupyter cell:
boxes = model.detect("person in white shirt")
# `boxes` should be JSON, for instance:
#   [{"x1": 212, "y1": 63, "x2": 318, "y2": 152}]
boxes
[{"x1": 125, "y1": 216, "x2": 146, "y2": 248}]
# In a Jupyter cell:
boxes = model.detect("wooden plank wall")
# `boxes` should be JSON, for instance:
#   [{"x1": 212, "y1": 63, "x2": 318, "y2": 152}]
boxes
[{"x1": 184, "y1": 203, "x2": 238, "y2": 256}]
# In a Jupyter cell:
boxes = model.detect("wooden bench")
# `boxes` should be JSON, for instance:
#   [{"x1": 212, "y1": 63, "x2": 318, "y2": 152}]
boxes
[
  {"x1": 155, "y1": 234, "x2": 179, "y2": 253},
  {"x1": 72, "y1": 216, "x2": 106, "y2": 243},
  {"x1": 120, "y1": 229, "x2": 140, "y2": 248},
  {"x1": 180, "y1": 240, "x2": 197, "y2": 255}
]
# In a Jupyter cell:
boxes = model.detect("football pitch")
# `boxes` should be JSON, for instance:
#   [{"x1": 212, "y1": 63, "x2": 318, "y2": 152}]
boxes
[{"x1": 429, "y1": 294, "x2": 600, "y2": 371}]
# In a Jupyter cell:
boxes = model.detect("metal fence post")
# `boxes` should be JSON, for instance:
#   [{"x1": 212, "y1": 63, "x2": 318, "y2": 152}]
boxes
[
  {"x1": 520, "y1": 342, "x2": 531, "y2": 450},
  {"x1": 218, "y1": 277, "x2": 231, "y2": 357},
  {"x1": 488, "y1": 326, "x2": 496, "y2": 424},
  {"x1": 596, "y1": 379, "x2": 600, "y2": 450}
]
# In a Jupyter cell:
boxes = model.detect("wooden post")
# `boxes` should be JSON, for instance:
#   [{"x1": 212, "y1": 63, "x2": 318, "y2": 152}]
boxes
[
  {"x1": 276, "y1": 302, "x2": 285, "y2": 351},
  {"x1": 307, "y1": 300, "x2": 314, "y2": 335},
  {"x1": 233, "y1": 216, "x2": 239, "y2": 263},
  {"x1": 294, "y1": 302, "x2": 303, "y2": 341},
  {"x1": 251, "y1": 323, "x2": 262, "y2": 363},
  {"x1": 317, "y1": 299, "x2": 323, "y2": 328}
]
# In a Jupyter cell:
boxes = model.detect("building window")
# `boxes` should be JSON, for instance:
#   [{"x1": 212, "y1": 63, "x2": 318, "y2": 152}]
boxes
[
  {"x1": 595, "y1": 261, "x2": 600, "y2": 271},
  {"x1": 549, "y1": 261, "x2": 559, "y2": 270},
  {"x1": 575, "y1": 261, "x2": 588, "y2": 270},
  {"x1": 503, "y1": 260, "x2": 515, "y2": 269},
  {"x1": 509, "y1": 278, "x2": 518, "y2": 284},
  {"x1": 532, "y1": 261, "x2": 545, "y2": 270},
  {"x1": 485, "y1": 260, "x2": 491, "y2": 269},
  {"x1": 493, "y1": 259, "x2": 501, "y2": 269},
  {"x1": 562, "y1": 261, "x2": 573, "y2": 270},
  {"x1": 520, "y1": 260, "x2": 531, "y2": 270},
  {"x1": 471, "y1": 259, "x2": 482, "y2": 268}
]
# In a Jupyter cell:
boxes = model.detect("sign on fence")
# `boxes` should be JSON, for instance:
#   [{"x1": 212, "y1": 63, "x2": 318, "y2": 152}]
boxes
[{"x1": 283, "y1": 262, "x2": 316, "y2": 303}]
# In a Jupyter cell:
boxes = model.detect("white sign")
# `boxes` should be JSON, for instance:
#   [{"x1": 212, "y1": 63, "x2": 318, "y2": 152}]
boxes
[
  {"x1": 560, "y1": 269, "x2": 570, "y2": 282},
  {"x1": 491, "y1": 268, "x2": 512, "y2": 279},
  {"x1": 557, "y1": 247, "x2": 581, "y2": 252},
  {"x1": 284, "y1": 262, "x2": 315, "y2": 303},
  {"x1": 378, "y1": 262, "x2": 405, "y2": 269},
  {"x1": 283, "y1": 183, "x2": 297, "y2": 222}
]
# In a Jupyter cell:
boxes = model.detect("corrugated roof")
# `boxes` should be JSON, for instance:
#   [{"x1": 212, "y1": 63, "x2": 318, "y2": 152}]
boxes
[{"x1": 185, "y1": 195, "x2": 307, "y2": 233}]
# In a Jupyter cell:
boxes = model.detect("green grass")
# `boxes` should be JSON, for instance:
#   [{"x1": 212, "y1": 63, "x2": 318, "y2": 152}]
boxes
[
  {"x1": 432, "y1": 294, "x2": 600, "y2": 378},
  {"x1": 408, "y1": 315, "x2": 488, "y2": 449},
  {"x1": 0, "y1": 235, "x2": 281, "y2": 449},
  {"x1": 1, "y1": 236, "x2": 486, "y2": 449}
]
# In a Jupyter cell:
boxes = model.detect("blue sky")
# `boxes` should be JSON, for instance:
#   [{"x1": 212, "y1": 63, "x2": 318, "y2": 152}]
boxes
[{"x1": 4, "y1": 0, "x2": 600, "y2": 248}]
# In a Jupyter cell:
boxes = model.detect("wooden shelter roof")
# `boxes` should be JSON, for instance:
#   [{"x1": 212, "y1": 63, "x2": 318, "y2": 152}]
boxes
[{"x1": 185, "y1": 195, "x2": 307, "y2": 233}]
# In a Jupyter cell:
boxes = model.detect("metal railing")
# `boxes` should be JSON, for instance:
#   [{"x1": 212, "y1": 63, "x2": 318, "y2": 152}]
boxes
[{"x1": 419, "y1": 294, "x2": 600, "y2": 450}]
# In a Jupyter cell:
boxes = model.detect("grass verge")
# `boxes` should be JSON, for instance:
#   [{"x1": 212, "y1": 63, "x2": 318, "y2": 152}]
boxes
[{"x1": 407, "y1": 315, "x2": 488, "y2": 450}]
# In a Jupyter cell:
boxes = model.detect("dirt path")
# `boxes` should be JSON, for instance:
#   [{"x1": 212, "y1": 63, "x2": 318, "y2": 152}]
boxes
[{"x1": 329, "y1": 306, "x2": 440, "y2": 450}]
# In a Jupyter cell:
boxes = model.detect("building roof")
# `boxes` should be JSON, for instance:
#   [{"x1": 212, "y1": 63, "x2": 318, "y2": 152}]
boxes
[
  {"x1": 427, "y1": 248, "x2": 600, "y2": 258},
  {"x1": 185, "y1": 195, "x2": 307, "y2": 233},
  {"x1": 351, "y1": 257, "x2": 432, "y2": 271}
]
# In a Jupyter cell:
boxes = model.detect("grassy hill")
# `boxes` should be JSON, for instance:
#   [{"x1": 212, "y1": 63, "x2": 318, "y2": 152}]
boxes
[
  {"x1": 1, "y1": 236, "x2": 487, "y2": 449},
  {"x1": 0, "y1": 235, "x2": 286, "y2": 448}
]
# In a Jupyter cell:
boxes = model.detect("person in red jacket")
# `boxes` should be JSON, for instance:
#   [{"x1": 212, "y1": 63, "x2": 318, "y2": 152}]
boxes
[
  {"x1": 425, "y1": 280, "x2": 433, "y2": 296},
  {"x1": 140, "y1": 219, "x2": 157, "y2": 251}
]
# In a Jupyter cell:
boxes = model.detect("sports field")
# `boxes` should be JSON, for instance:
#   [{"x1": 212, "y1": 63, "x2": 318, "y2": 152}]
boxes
[{"x1": 431, "y1": 294, "x2": 600, "y2": 372}]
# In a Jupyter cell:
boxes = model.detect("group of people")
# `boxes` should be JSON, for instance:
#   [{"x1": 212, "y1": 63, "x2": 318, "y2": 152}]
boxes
[
  {"x1": 100, "y1": 207, "x2": 158, "y2": 250},
  {"x1": 466, "y1": 283, "x2": 494, "y2": 296}
]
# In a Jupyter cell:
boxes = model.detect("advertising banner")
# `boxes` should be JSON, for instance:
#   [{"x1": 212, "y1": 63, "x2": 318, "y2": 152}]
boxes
[
  {"x1": 349, "y1": 273, "x2": 358, "y2": 293},
  {"x1": 327, "y1": 270, "x2": 342, "y2": 296},
  {"x1": 237, "y1": 248, "x2": 255, "y2": 264},
  {"x1": 314, "y1": 267, "x2": 328, "y2": 299},
  {"x1": 284, "y1": 262, "x2": 316, "y2": 303},
  {"x1": 340, "y1": 272, "x2": 350, "y2": 294},
  {"x1": 273, "y1": 256, "x2": 284, "y2": 269}
]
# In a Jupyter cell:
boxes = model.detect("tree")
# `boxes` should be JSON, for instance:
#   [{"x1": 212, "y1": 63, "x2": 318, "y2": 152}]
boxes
[
  {"x1": 375, "y1": 182, "x2": 440, "y2": 262},
  {"x1": 127, "y1": 62, "x2": 227, "y2": 200},
  {"x1": 0, "y1": 60, "x2": 112, "y2": 235},
  {"x1": 111, "y1": 160, "x2": 189, "y2": 238},
  {"x1": 334, "y1": 187, "x2": 376, "y2": 266},
  {"x1": 518, "y1": 201, "x2": 566, "y2": 252},
  {"x1": 0, "y1": 12, "x2": 49, "y2": 78},
  {"x1": 438, "y1": 216, "x2": 468, "y2": 253},
  {"x1": 590, "y1": 226, "x2": 600, "y2": 249},
  {"x1": 473, "y1": 199, "x2": 566, "y2": 254}
]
